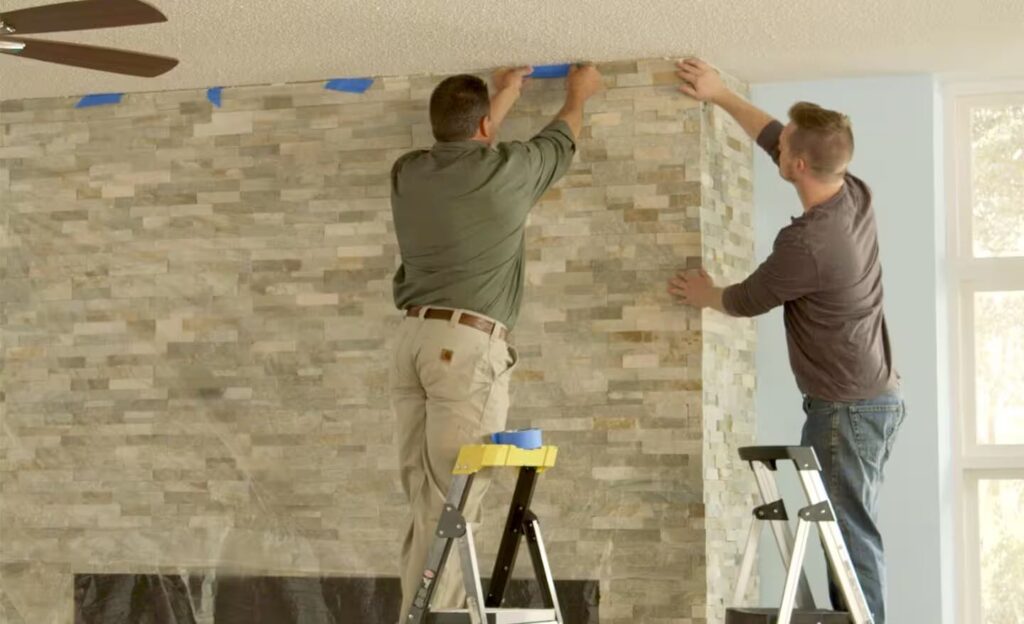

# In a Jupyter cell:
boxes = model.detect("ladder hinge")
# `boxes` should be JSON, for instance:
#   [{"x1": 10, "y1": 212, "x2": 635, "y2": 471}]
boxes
[
  {"x1": 798, "y1": 500, "x2": 835, "y2": 522},
  {"x1": 753, "y1": 499, "x2": 788, "y2": 521},
  {"x1": 436, "y1": 504, "x2": 467, "y2": 538}
]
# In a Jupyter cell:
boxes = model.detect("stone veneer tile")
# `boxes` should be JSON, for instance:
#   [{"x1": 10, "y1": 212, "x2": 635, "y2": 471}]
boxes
[{"x1": 0, "y1": 59, "x2": 755, "y2": 623}]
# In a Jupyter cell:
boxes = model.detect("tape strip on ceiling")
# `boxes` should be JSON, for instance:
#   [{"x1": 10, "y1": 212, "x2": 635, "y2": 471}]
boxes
[
  {"x1": 75, "y1": 93, "x2": 123, "y2": 108},
  {"x1": 325, "y1": 78, "x2": 375, "y2": 93}
]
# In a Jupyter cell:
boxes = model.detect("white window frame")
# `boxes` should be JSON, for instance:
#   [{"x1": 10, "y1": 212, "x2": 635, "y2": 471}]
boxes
[{"x1": 945, "y1": 80, "x2": 1024, "y2": 624}]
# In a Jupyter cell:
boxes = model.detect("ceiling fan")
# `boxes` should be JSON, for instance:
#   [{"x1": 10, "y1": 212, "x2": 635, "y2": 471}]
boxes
[{"x1": 0, "y1": 0, "x2": 177, "y2": 77}]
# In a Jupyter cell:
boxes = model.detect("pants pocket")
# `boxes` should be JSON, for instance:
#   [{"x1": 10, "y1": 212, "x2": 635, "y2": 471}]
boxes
[
  {"x1": 499, "y1": 343, "x2": 519, "y2": 378},
  {"x1": 883, "y1": 402, "x2": 906, "y2": 464},
  {"x1": 849, "y1": 403, "x2": 902, "y2": 469},
  {"x1": 803, "y1": 397, "x2": 837, "y2": 419}
]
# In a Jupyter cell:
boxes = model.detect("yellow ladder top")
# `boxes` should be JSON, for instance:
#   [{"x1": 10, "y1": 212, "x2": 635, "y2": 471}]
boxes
[{"x1": 452, "y1": 444, "x2": 558, "y2": 475}]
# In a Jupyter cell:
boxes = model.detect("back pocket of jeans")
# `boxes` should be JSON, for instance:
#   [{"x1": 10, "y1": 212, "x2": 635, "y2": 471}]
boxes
[{"x1": 849, "y1": 403, "x2": 901, "y2": 468}]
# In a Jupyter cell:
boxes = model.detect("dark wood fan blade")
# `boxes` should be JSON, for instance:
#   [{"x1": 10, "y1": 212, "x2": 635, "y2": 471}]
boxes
[
  {"x1": 0, "y1": 36, "x2": 177, "y2": 77},
  {"x1": 0, "y1": 0, "x2": 167, "y2": 35}
]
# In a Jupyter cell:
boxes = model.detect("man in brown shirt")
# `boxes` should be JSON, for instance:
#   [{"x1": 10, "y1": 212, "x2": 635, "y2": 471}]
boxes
[{"x1": 668, "y1": 58, "x2": 904, "y2": 624}]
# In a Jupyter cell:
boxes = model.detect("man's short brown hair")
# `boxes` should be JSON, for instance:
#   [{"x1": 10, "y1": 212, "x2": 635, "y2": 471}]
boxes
[
  {"x1": 429, "y1": 75, "x2": 490, "y2": 142},
  {"x1": 787, "y1": 102, "x2": 854, "y2": 180}
]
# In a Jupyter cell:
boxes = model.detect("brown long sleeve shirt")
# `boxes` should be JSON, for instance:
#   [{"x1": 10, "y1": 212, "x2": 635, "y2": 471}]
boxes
[{"x1": 723, "y1": 121, "x2": 899, "y2": 402}]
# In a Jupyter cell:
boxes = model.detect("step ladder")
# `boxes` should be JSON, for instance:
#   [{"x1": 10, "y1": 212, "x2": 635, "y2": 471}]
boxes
[
  {"x1": 726, "y1": 446, "x2": 874, "y2": 624},
  {"x1": 404, "y1": 444, "x2": 564, "y2": 624}
]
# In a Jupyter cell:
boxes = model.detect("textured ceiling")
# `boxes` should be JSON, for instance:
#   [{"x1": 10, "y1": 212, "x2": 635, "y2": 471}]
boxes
[{"x1": 1, "y1": 0, "x2": 1023, "y2": 100}]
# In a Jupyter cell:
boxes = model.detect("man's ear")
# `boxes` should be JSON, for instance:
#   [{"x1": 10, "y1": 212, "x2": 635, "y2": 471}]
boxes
[{"x1": 479, "y1": 115, "x2": 493, "y2": 140}]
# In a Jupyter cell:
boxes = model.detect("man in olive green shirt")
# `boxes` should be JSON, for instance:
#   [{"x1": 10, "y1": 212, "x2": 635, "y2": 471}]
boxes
[{"x1": 391, "y1": 65, "x2": 602, "y2": 619}]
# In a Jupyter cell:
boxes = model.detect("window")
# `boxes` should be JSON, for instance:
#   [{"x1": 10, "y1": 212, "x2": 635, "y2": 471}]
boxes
[{"x1": 948, "y1": 84, "x2": 1024, "y2": 624}]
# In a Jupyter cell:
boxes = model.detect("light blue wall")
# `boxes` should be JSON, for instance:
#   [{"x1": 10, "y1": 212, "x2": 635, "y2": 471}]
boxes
[{"x1": 748, "y1": 76, "x2": 953, "y2": 624}]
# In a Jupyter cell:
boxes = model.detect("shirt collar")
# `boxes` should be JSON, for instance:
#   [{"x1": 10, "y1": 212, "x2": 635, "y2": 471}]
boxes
[
  {"x1": 431, "y1": 139, "x2": 489, "y2": 153},
  {"x1": 793, "y1": 180, "x2": 850, "y2": 222}
]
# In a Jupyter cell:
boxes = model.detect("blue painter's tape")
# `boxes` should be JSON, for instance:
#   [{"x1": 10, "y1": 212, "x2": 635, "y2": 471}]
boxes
[
  {"x1": 75, "y1": 93, "x2": 123, "y2": 108},
  {"x1": 207, "y1": 87, "x2": 223, "y2": 108},
  {"x1": 529, "y1": 64, "x2": 571, "y2": 79},
  {"x1": 491, "y1": 428, "x2": 543, "y2": 450},
  {"x1": 325, "y1": 78, "x2": 374, "y2": 94}
]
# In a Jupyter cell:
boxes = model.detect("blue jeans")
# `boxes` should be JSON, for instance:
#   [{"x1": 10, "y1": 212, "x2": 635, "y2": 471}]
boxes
[{"x1": 801, "y1": 391, "x2": 905, "y2": 624}]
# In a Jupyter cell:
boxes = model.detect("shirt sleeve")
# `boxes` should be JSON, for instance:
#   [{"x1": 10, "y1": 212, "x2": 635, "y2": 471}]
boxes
[
  {"x1": 390, "y1": 150, "x2": 424, "y2": 195},
  {"x1": 757, "y1": 120, "x2": 784, "y2": 166},
  {"x1": 722, "y1": 226, "x2": 819, "y2": 317},
  {"x1": 501, "y1": 120, "x2": 577, "y2": 204}
]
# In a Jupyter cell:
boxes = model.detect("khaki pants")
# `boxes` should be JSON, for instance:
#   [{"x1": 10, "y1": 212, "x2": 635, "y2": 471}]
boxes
[{"x1": 392, "y1": 309, "x2": 518, "y2": 620}]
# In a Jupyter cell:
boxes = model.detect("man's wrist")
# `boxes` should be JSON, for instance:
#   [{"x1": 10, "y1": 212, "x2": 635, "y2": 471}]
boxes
[
  {"x1": 708, "y1": 88, "x2": 732, "y2": 107},
  {"x1": 564, "y1": 91, "x2": 587, "y2": 108},
  {"x1": 497, "y1": 84, "x2": 523, "y2": 97},
  {"x1": 710, "y1": 286, "x2": 730, "y2": 315},
  {"x1": 700, "y1": 288, "x2": 717, "y2": 309}
]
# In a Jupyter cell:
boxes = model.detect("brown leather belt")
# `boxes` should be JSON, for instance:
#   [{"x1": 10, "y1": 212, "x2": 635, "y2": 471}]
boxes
[{"x1": 406, "y1": 306, "x2": 509, "y2": 342}]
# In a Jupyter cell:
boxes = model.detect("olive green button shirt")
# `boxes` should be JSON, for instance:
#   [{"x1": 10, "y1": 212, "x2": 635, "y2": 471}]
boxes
[{"x1": 391, "y1": 120, "x2": 576, "y2": 329}]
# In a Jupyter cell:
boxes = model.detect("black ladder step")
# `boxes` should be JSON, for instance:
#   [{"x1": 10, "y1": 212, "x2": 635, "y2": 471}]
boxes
[
  {"x1": 726, "y1": 607, "x2": 852, "y2": 624},
  {"x1": 738, "y1": 446, "x2": 822, "y2": 471}
]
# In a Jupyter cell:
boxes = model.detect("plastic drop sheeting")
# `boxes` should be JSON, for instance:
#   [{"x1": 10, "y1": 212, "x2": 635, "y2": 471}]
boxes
[{"x1": 73, "y1": 574, "x2": 598, "y2": 623}]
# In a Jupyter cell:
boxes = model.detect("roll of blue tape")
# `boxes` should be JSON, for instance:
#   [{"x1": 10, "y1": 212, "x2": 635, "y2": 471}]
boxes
[{"x1": 491, "y1": 428, "x2": 543, "y2": 450}]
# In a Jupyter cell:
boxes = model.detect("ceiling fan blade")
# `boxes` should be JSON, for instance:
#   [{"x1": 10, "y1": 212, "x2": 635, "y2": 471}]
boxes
[
  {"x1": 0, "y1": 0, "x2": 167, "y2": 35},
  {"x1": 0, "y1": 36, "x2": 177, "y2": 77}
]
